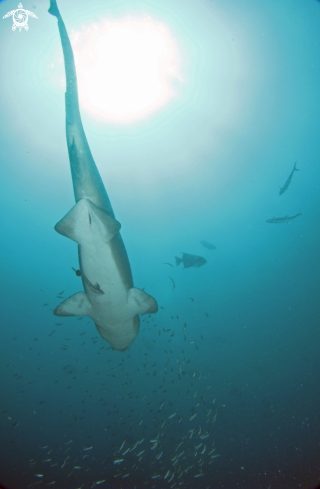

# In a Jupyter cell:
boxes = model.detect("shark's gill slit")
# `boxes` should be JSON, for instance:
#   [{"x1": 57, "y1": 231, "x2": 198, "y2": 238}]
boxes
[{"x1": 49, "y1": 0, "x2": 158, "y2": 351}]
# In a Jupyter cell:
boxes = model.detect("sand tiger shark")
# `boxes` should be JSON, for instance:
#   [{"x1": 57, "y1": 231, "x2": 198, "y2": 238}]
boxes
[{"x1": 49, "y1": 0, "x2": 158, "y2": 351}]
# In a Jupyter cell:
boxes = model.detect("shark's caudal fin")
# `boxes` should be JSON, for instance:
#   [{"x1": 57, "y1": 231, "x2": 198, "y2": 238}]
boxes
[
  {"x1": 54, "y1": 199, "x2": 121, "y2": 245},
  {"x1": 175, "y1": 256, "x2": 182, "y2": 266},
  {"x1": 54, "y1": 291, "x2": 92, "y2": 317},
  {"x1": 49, "y1": 0, "x2": 114, "y2": 217},
  {"x1": 48, "y1": 0, "x2": 79, "y2": 125},
  {"x1": 294, "y1": 161, "x2": 300, "y2": 171},
  {"x1": 48, "y1": 0, "x2": 60, "y2": 18}
]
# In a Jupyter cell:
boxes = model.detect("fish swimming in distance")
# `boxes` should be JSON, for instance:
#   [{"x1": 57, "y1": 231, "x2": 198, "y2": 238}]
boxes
[
  {"x1": 48, "y1": 0, "x2": 157, "y2": 351},
  {"x1": 175, "y1": 253, "x2": 207, "y2": 269},
  {"x1": 169, "y1": 276, "x2": 176, "y2": 291},
  {"x1": 266, "y1": 212, "x2": 302, "y2": 224},
  {"x1": 279, "y1": 161, "x2": 299, "y2": 195},
  {"x1": 200, "y1": 240, "x2": 216, "y2": 250}
]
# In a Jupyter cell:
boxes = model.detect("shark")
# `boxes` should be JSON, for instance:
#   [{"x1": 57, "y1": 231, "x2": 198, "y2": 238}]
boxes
[
  {"x1": 279, "y1": 161, "x2": 299, "y2": 195},
  {"x1": 48, "y1": 0, "x2": 158, "y2": 351},
  {"x1": 266, "y1": 211, "x2": 302, "y2": 224}
]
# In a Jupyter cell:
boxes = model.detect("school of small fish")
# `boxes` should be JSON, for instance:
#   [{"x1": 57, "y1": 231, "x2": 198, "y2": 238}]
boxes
[{"x1": 2, "y1": 284, "x2": 222, "y2": 488}]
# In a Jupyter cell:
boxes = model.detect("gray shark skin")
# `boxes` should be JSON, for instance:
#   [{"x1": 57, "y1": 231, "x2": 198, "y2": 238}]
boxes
[
  {"x1": 279, "y1": 161, "x2": 299, "y2": 195},
  {"x1": 266, "y1": 212, "x2": 302, "y2": 224},
  {"x1": 49, "y1": 0, "x2": 157, "y2": 351}
]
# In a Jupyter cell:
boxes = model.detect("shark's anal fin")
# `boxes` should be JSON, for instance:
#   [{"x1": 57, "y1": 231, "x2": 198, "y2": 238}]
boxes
[
  {"x1": 54, "y1": 199, "x2": 121, "y2": 245},
  {"x1": 127, "y1": 288, "x2": 158, "y2": 316},
  {"x1": 54, "y1": 291, "x2": 92, "y2": 317}
]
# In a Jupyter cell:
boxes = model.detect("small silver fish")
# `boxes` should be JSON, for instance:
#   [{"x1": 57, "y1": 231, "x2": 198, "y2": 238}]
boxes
[
  {"x1": 169, "y1": 276, "x2": 176, "y2": 291},
  {"x1": 113, "y1": 459, "x2": 124, "y2": 464},
  {"x1": 118, "y1": 440, "x2": 125, "y2": 453}
]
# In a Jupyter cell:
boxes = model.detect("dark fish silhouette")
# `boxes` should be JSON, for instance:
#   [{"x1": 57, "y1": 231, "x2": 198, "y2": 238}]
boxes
[
  {"x1": 169, "y1": 277, "x2": 176, "y2": 291},
  {"x1": 266, "y1": 211, "x2": 301, "y2": 224},
  {"x1": 279, "y1": 161, "x2": 299, "y2": 195},
  {"x1": 175, "y1": 253, "x2": 207, "y2": 269},
  {"x1": 200, "y1": 240, "x2": 216, "y2": 250}
]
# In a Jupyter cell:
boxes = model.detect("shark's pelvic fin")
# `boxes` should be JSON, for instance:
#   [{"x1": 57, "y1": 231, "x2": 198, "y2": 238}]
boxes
[
  {"x1": 54, "y1": 198, "x2": 121, "y2": 244},
  {"x1": 127, "y1": 288, "x2": 158, "y2": 316},
  {"x1": 54, "y1": 291, "x2": 92, "y2": 317}
]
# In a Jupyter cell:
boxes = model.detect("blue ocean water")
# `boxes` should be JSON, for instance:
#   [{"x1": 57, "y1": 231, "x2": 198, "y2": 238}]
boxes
[{"x1": 0, "y1": 0, "x2": 319, "y2": 488}]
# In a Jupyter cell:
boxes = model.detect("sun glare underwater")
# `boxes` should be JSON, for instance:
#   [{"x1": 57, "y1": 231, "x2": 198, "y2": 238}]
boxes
[
  {"x1": 68, "y1": 17, "x2": 181, "y2": 123},
  {"x1": 1, "y1": 0, "x2": 320, "y2": 488}
]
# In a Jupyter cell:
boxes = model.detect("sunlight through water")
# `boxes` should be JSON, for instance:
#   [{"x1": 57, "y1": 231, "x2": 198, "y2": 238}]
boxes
[{"x1": 67, "y1": 16, "x2": 181, "y2": 123}]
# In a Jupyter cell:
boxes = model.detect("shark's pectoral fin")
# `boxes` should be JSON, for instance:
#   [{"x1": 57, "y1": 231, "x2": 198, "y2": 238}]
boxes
[
  {"x1": 54, "y1": 291, "x2": 92, "y2": 317},
  {"x1": 127, "y1": 288, "x2": 158, "y2": 316},
  {"x1": 54, "y1": 198, "x2": 121, "y2": 244}
]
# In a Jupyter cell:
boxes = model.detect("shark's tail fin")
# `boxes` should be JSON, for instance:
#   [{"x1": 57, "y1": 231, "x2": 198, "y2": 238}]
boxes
[
  {"x1": 48, "y1": 0, "x2": 81, "y2": 124},
  {"x1": 48, "y1": 0, "x2": 60, "y2": 18},
  {"x1": 175, "y1": 256, "x2": 182, "y2": 266},
  {"x1": 294, "y1": 161, "x2": 300, "y2": 171}
]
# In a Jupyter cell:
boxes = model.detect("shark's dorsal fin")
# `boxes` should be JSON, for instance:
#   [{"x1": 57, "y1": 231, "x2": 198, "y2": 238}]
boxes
[
  {"x1": 54, "y1": 291, "x2": 92, "y2": 317},
  {"x1": 127, "y1": 288, "x2": 158, "y2": 316}
]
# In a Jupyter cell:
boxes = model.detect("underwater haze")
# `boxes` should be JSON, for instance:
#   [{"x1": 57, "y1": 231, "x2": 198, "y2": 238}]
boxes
[{"x1": 0, "y1": 0, "x2": 320, "y2": 488}]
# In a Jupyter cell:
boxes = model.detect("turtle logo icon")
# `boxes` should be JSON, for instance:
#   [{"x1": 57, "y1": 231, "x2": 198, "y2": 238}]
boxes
[{"x1": 3, "y1": 3, "x2": 38, "y2": 32}]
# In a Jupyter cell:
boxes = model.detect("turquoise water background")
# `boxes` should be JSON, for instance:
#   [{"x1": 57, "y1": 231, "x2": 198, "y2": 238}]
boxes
[{"x1": 0, "y1": 0, "x2": 319, "y2": 488}]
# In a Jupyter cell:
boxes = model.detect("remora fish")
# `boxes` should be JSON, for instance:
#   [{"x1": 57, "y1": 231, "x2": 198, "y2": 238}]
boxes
[
  {"x1": 266, "y1": 212, "x2": 302, "y2": 224},
  {"x1": 175, "y1": 253, "x2": 207, "y2": 269},
  {"x1": 49, "y1": 0, "x2": 157, "y2": 351},
  {"x1": 279, "y1": 161, "x2": 299, "y2": 195},
  {"x1": 200, "y1": 240, "x2": 216, "y2": 250}
]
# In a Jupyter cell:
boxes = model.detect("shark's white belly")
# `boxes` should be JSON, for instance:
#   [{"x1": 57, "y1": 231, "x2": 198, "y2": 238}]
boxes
[
  {"x1": 80, "y1": 239, "x2": 140, "y2": 350},
  {"x1": 54, "y1": 199, "x2": 158, "y2": 351},
  {"x1": 80, "y1": 240, "x2": 130, "y2": 322}
]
